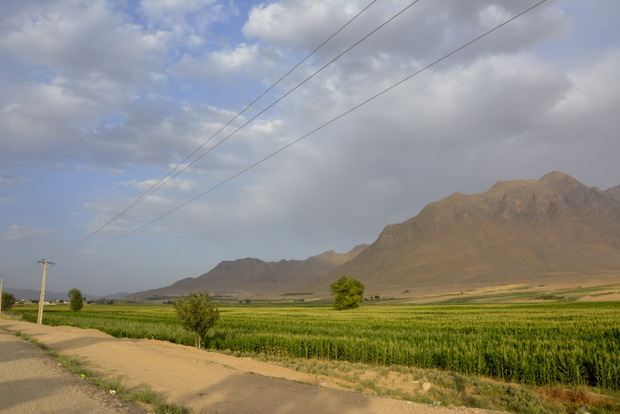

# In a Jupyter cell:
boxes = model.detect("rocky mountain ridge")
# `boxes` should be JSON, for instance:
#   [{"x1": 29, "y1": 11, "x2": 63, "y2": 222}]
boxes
[
  {"x1": 131, "y1": 244, "x2": 367, "y2": 297},
  {"x1": 304, "y1": 171, "x2": 620, "y2": 294},
  {"x1": 131, "y1": 172, "x2": 620, "y2": 298}
]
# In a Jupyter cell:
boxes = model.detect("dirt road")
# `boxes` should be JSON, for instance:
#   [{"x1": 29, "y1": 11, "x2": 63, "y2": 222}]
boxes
[
  {"x1": 0, "y1": 328, "x2": 146, "y2": 413},
  {"x1": 0, "y1": 318, "x2": 504, "y2": 414}
]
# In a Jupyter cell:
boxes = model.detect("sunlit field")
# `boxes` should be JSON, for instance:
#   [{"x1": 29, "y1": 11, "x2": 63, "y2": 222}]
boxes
[{"x1": 15, "y1": 301, "x2": 619, "y2": 391}]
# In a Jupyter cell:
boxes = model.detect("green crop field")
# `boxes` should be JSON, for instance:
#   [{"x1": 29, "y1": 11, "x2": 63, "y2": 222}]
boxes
[{"x1": 16, "y1": 301, "x2": 620, "y2": 391}]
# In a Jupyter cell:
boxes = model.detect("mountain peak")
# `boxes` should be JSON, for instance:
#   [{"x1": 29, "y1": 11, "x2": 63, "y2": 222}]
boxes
[
  {"x1": 306, "y1": 171, "x2": 620, "y2": 295},
  {"x1": 604, "y1": 184, "x2": 620, "y2": 203},
  {"x1": 130, "y1": 247, "x2": 367, "y2": 297},
  {"x1": 486, "y1": 171, "x2": 579, "y2": 196},
  {"x1": 131, "y1": 172, "x2": 620, "y2": 299},
  {"x1": 539, "y1": 171, "x2": 581, "y2": 190}
]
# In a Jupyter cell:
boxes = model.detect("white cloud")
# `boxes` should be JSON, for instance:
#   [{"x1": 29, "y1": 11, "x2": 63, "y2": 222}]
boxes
[
  {"x1": 413, "y1": 53, "x2": 571, "y2": 142},
  {"x1": 80, "y1": 198, "x2": 150, "y2": 237},
  {"x1": 121, "y1": 177, "x2": 196, "y2": 192},
  {"x1": 247, "y1": 118, "x2": 286, "y2": 135},
  {"x1": 167, "y1": 46, "x2": 594, "y2": 250},
  {"x1": 550, "y1": 49, "x2": 620, "y2": 126},
  {"x1": 0, "y1": 1, "x2": 166, "y2": 85},
  {"x1": 243, "y1": 0, "x2": 358, "y2": 49},
  {"x1": 0, "y1": 171, "x2": 28, "y2": 189},
  {"x1": 175, "y1": 43, "x2": 281, "y2": 81},
  {"x1": 243, "y1": 0, "x2": 568, "y2": 62},
  {"x1": 0, "y1": 1, "x2": 618, "y2": 294},
  {"x1": 0, "y1": 82, "x2": 94, "y2": 157},
  {"x1": 140, "y1": 0, "x2": 227, "y2": 31},
  {"x1": 0, "y1": 1, "x2": 166, "y2": 165},
  {"x1": 212, "y1": 43, "x2": 261, "y2": 71},
  {"x1": 1, "y1": 224, "x2": 52, "y2": 243}
]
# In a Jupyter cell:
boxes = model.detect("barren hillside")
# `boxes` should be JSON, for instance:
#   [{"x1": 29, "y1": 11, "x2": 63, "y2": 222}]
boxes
[
  {"x1": 305, "y1": 171, "x2": 620, "y2": 295},
  {"x1": 131, "y1": 172, "x2": 620, "y2": 299},
  {"x1": 131, "y1": 245, "x2": 367, "y2": 297}
]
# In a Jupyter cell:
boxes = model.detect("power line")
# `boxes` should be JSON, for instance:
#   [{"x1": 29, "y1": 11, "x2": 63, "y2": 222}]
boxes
[
  {"x1": 72, "y1": 0, "x2": 548, "y2": 259},
  {"x1": 62, "y1": 0, "x2": 423, "y2": 260},
  {"x1": 141, "y1": 0, "x2": 421, "y2": 200},
  {"x1": 49, "y1": 0, "x2": 379, "y2": 261}
]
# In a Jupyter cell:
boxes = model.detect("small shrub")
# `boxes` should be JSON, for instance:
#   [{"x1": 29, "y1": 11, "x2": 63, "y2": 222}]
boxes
[
  {"x1": 2, "y1": 292, "x2": 16, "y2": 311},
  {"x1": 173, "y1": 291, "x2": 220, "y2": 348},
  {"x1": 68, "y1": 288, "x2": 84, "y2": 312}
]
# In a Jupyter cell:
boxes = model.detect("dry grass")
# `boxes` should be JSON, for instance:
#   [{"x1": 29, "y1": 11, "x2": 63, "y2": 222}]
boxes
[{"x1": 249, "y1": 354, "x2": 620, "y2": 414}]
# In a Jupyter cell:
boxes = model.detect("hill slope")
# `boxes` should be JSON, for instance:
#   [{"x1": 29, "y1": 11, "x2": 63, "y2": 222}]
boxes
[
  {"x1": 305, "y1": 171, "x2": 620, "y2": 295},
  {"x1": 131, "y1": 245, "x2": 367, "y2": 297},
  {"x1": 131, "y1": 171, "x2": 619, "y2": 299},
  {"x1": 604, "y1": 184, "x2": 620, "y2": 203}
]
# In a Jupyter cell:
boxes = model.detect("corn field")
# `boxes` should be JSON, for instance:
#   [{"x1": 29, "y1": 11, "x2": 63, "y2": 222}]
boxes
[{"x1": 19, "y1": 302, "x2": 619, "y2": 390}]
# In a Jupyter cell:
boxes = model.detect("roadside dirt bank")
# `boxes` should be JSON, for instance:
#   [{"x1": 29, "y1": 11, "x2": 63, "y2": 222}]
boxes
[
  {"x1": 0, "y1": 318, "x2": 507, "y2": 414},
  {"x1": 0, "y1": 328, "x2": 147, "y2": 413}
]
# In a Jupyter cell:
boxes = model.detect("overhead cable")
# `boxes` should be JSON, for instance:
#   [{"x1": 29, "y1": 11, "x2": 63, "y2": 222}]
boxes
[
  {"x1": 49, "y1": 0, "x2": 379, "y2": 261},
  {"x1": 70, "y1": 0, "x2": 548, "y2": 259}
]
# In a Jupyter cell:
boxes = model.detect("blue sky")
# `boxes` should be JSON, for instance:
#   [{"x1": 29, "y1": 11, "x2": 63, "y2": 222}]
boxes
[{"x1": 1, "y1": 0, "x2": 619, "y2": 296}]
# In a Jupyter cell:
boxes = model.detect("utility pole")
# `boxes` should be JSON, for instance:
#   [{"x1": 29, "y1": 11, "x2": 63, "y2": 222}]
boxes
[
  {"x1": 37, "y1": 259, "x2": 55, "y2": 324},
  {"x1": 0, "y1": 277, "x2": 3, "y2": 314}
]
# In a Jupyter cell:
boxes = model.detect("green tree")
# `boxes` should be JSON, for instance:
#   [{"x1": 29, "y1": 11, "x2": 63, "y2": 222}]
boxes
[
  {"x1": 68, "y1": 288, "x2": 84, "y2": 312},
  {"x1": 2, "y1": 292, "x2": 16, "y2": 312},
  {"x1": 330, "y1": 275, "x2": 365, "y2": 310},
  {"x1": 173, "y1": 291, "x2": 220, "y2": 348}
]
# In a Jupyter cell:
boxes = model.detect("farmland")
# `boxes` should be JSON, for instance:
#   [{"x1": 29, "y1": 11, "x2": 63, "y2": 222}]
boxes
[{"x1": 15, "y1": 301, "x2": 619, "y2": 393}]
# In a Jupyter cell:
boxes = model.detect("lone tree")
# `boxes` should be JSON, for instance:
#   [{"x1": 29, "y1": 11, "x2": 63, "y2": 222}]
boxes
[
  {"x1": 2, "y1": 292, "x2": 16, "y2": 312},
  {"x1": 68, "y1": 288, "x2": 84, "y2": 312},
  {"x1": 330, "y1": 275, "x2": 365, "y2": 310},
  {"x1": 173, "y1": 291, "x2": 220, "y2": 348}
]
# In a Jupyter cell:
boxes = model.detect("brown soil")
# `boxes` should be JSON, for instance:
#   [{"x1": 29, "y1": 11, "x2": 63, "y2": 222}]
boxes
[
  {"x1": 0, "y1": 318, "x2": 506, "y2": 414},
  {"x1": 0, "y1": 328, "x2": 146, "y2": 413}
]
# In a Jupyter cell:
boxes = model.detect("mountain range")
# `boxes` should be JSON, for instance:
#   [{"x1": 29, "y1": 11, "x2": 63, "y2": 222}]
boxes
[
  {"x1": 132, "y1": 245, "x2": 368, "y2": 298},
  {"x1": 130, "y1": 172, "x2": 620, "y2": 299},
  {"x1": 4, "y1": 288, "x2": 130, "y2": 301}
]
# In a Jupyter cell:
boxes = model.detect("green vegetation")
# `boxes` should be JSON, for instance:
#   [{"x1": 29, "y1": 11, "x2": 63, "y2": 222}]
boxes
[
  {"x1": 259, "y1": 355, "x2": 577, "y2": 413},
  {"x1": 11, "y1": 300, "x2": 619, "y2": 414},
  {"x1": 15, "y1": 301, "x2": 619, "y2": 393},
  {"x1": 330, "y1": 275, "x2": 365, "y2": 310},
  {"x1": 2, "y1": 291, "x2": 16, "y2": 311},
  {"x1": 173, "y1": 291, "x2": 220, "y2": 348},
  {"x1": 68, "y1": 288, "x2": 84, "y2": 312}
]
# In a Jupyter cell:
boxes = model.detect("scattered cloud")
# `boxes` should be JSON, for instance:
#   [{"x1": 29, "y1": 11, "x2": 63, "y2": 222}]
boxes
[
  {"x1": 0, "y1": 0, "x2": 618, "y2": 294},
  {"x1": 1, "y1": 224, "x2": 52, "y2": 243},
  {"x1": 121, "y1": 177, "x2": 196, "y2": 192},
  {"x1": 0, "y1": 171, "x2": 28, "y2": 189}
]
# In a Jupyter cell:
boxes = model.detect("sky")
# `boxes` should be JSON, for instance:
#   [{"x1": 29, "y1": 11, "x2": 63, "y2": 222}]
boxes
[{"x1": 1, "y1": 0, "x2": 619, "y2": 297}]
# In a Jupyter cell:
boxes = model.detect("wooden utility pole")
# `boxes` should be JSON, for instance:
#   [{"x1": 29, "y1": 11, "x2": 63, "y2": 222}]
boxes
[
  {"x1": 0, "y1": 277, "x2": 3, "y2": 314},
  {"x1": 37, "y1": 259, "x2": 55, "y2": 324}
]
